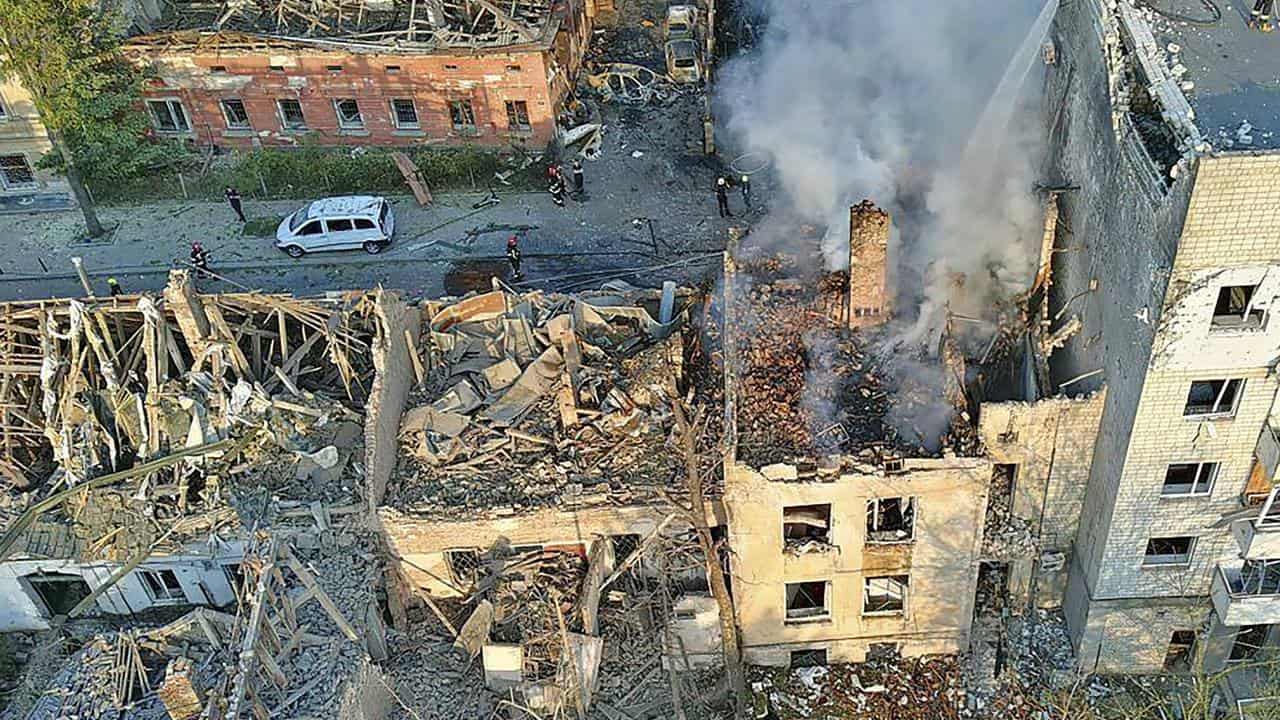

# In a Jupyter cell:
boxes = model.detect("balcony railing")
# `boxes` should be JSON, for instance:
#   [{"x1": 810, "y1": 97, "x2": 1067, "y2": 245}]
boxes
[
  {"x1": 1219, "y1": 562, "x2": 1280, "y2": 597},
  {"x1": 1213, "y1": 560, "x2": 1280, "y2": 626}
]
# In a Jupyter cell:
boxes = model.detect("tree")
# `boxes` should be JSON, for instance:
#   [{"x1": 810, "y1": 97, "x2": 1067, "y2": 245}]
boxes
[
  {"x1": 0, "y1": 0, "x2": 124, "y2": 237},
  {"x1": 674, "y1": 401, "x2": 751, "y2": 719}
]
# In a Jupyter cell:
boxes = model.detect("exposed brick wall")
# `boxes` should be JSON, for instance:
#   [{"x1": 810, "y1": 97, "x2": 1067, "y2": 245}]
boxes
[
  {"x1": 129, "y1": 25, "x2": 590, "y2": 150},
  {"x1": 847, "y1": 201, "x2": 890, "y2": 328}
]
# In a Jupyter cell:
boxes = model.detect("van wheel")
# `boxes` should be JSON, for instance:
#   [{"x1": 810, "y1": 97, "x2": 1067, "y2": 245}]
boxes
[
  {"x1": 284, "y1": 245, "x2": 305, "y2": 258},
  {"x1": 363, "y1": 241, "x2": 384, "y2": 255}
]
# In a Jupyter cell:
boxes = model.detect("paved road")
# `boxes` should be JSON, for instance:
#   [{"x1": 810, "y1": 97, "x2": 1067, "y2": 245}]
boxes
[{"x1": 0, "y1": 95, "x2": 749, "y2": 299}]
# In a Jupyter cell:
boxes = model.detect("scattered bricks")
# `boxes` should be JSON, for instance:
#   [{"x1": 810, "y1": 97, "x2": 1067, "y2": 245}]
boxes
[{"x1": 157, "y1": 657, "x2": 203, "y2": 720}]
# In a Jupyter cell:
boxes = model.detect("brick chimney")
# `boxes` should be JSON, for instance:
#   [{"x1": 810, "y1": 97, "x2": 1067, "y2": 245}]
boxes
[{"x1": 847, "y1": 200, "x2": 890, "y2": 328}]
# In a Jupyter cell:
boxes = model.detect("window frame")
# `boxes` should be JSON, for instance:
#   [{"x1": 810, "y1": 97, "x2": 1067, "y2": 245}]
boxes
[
  {"x1": 220, "y1": 98, "x2": 251, "y2": 130},
  {"x1": 0, "y1": 154, "x2": 38, "y2": 190},
  {"x1": 276, "y1": 98, "x2": 308, "y2": 130},
  {"x1": 448, "y1": 98, "x2": 477, "y2": 133},
  {"x1": 862, "y1": 575, "x2": 909, "y2": 616},
  {"x1": 865, "y1": 497, "x2": 916, "y2": 544},
  {"x1": 146, "y1": 98, "x2": 191, "y2": 134},
  {"x1": 1142, "y1": 536, "x2": 1196, "y2": 567},
  {"x1": 505, "y1": 99, "x2": 532, "y2": 133},
  {"x1": 0, "y1": 93, "x2": 8, "y2": 120},
  {"x1": 1183, "y1": 379, "x2": 1244, "y2": 419},
  {"x1": 138, "y1": 568, "x2": 187, "y2": 603},
  {"x1": 333, "y1": 98, "x2": 364, "y2": 129},
  {"x1": 783, "y1": 580, "x2": 830, "y2": 623},
  {"x1": 1211, "y1": 284, "x2": 1266, "y2": 332},
  {"x1": 390, "y1": 98, "x2": 420, "y2": 129},
  {"x1": 1160, "y1": 461, "x2": 1219, "y2": 498}
]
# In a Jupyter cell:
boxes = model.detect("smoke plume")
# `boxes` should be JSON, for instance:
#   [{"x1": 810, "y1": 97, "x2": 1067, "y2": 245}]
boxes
[{"x1": 717, "y1": 0, "x2": 1056, "y2": 327}]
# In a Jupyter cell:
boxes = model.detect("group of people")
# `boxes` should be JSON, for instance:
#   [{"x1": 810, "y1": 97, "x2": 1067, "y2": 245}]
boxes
[
  {"x1": 715, "y1": 174, "x2": 752, "y2": 218},
  {"x1": 545, "y1": 159, "x2": 586, "y2": 207}
]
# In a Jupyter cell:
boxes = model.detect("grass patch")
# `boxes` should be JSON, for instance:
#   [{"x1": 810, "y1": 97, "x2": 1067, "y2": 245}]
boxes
[
  {"x1": 90, "y1": 145, "x2": 541, "y2": 205},
  {"x1": 243, "y1": 215, "x2": 283, "y2": 237}
]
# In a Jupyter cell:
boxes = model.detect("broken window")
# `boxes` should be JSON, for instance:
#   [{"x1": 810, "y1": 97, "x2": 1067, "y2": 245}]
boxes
[
  {"x1": 446, "y1": 548, "x2": 482, "y2": 585},
  {"x1": 611, "y1": 533, "x2": 641, "y2": 565},
  {"x1": 25, "y1": 572, "x2": 91, "y2": 617},
  {"x1": 1164, "y1": 630, "x2": 1196, "y2": 671},
  {"x1": 277, "y1": 99, "x2": 307, "y2": 130},
  {"x1": 0, "y1": 93, "x2": 9, "y2": 119},
  {"x1": 221, "y1": 99, "x2": 250, "y2": 130},
  {"x1": 391, "y1": 99, "x2": 419, "y2": 129},
  {"x1": 866, "y1": 498, "x2": 914, "y2": 543},
  {"x1": 784, "y1": 581, "x2": 828, "y2": 621},
  {"x1": 326, "y1": 64, "x2": 343, "y2": 72},
  {"x1": 1231, "y1": 624, "x2": 1269, "y2": 661},
  {"x1": 1143, "y1": 536, "x2": 1195, "y2": 566},
  {"x1": 385, "y1": 65, "x2": 401, "y2": 73},
  {"x1": 0, "y1": 154, "x2": 36, "y2": 190},
  {"x1": 1239, "y1": 559, "x2": 1280, "y2": 595},
  {"x1": 222, "y1": 564, "x2": 246, "y2": 600},
  {"x1": 789, "y1": 649, "x2": 828, "y2": 668},
  {"x1": 863, "y1": 575, "x2": 908, "y2": 615},
  {"x1": 210, "y1": 64, "x2": 228, "y2": 73},
  {"x1": 1212, "y1": 285, "x2": 1265, "y2": 330},
  {"x1": 783, "y1": 504, "x2": 831, "y2": 552},
  {"x1": 334, "y1": 99, "x2": 364, "y2": 129},
  {"x1": 1161, "y1": 462, "x2": 1218, "y2": 497},
  {"x1": 448, "y1": 99, "x2": 476, "y2": 132},
  {"x1": 146, "y1": 99, "x2": 190, "y2": 133},
  {"x1": 139, "y1": 569, "x2": 187, "y2": 603},
  {"x1": 505, "y1": 100, "x2": 531, "y2": 132},
  {"x1": 1184, "y1": 379, "x2": 1243, "y2": 417}
]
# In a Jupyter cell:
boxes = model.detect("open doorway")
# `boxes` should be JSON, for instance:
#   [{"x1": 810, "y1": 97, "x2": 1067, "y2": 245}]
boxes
[{"x1": 24, "y1": 572, "x2": 92, "y2": 617}]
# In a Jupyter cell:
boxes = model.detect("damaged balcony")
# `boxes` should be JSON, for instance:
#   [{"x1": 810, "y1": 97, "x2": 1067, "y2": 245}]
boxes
[
  {"x1": 1233, "y1": 488, "x2": 1280, "y2": 560},
  {"x1": 1212, "y1": 559, "x2": 1280, "y2": 627}
]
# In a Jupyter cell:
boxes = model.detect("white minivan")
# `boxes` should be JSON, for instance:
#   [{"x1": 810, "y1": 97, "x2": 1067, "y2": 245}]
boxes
[{"x1": 275, "y1": 195, "x2": 395, "y2": 258}]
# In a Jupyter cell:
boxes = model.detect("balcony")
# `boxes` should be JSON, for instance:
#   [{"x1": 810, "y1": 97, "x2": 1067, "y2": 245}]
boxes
[
  {"x1": 1211, "y1": 560, "x2": 1280, "y2": 626},
  {"x1": 1232, "y1": 518, "x2": 1280, "y2": 560}
]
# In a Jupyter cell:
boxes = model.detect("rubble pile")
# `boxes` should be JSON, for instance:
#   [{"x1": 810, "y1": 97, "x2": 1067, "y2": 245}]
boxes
[
  {"x1": 22, "y1": 634, "x2": 168, "y2": 720},
  {"x1": 980, "y1": 479, "x2": 1037, "y2": 559},
  {"x1": 477, "y1": 546, "x2": 589, "y2": 680},
  {"x1": 753, "y1": 654, "x2": 968, "y2": 720},
  {"x1": 393, "y1": 289, "x2": 690, "y2": 518},
  {"x1": 383, "y1": 624, "x2": 495, "y2": 719}
]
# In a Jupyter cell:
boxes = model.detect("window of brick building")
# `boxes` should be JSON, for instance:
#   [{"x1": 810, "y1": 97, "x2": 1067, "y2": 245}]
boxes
[
  {"x1": 334, "y1": 99, "x2": 364, "y2": 129},
  {"x1": 1164, "y1": 630, "x2": 1196, "y2": 671},
  {"x1": 385, "y1": 65, "x2": 402, "y2": 73},
  {"x1": 139, "y1": 569, "x2": 187, "y2": 603},
  {"x1": 146, "y1": 99, "x2": 190, "y2": 133},
  {"x1": 784, "y1": 581, "x2": 829, "y2": 621},
  {"x1": 277, "y1": 99, "x2": 307, "y2": 130},
  {"x1": 863, "y1": 575, "x2": 908, "y2": 615},
  {"x1": 0, "y1": 155, "x2": 36, "y2": 190},
  {"x1": 448, "y1": 99, "x2": 476, "y2": 133},
  {"x1": 391, "y1": 99, "x2": 419, "y2": 129},
  {"x1": 1161, "y1": 462, "x2": 1218, "y2": 497},
  {"x1": 1143, "y1": 536, "x2": 1195, "y2": 566},
  {"x1": 0, "y1": 93, "x2": 9, "y2": 119},
  {"x1": 866, "y1": 497, "x2": 915, "y2": 543},
  {"x1": 1184, "y1": 379, "x2": 1243, "y2": 417},
  {"x1": 789, "y1": 649, "x2": 828, "y2": 667},
  {"x1": 1212, "y1": 285, "x2": 1265, "y2": 330},
  {"x1": 221, "y1": 99, "x2": 251, "y2": 130},
  {"x1": 505, "y1": 100, "x2": 531, "y2": 132},
  {"x1": 783, "y1": 504, "x2": 831, "y2": 547}
]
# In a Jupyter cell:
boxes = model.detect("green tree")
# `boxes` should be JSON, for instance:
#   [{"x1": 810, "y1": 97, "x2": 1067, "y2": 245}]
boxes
[{"x1": 0, "y1": 0, "x2": 125, "y2": 237}]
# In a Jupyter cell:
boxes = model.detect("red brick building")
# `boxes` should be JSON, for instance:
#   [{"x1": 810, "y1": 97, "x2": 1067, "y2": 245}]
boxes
[{"x1": 123, "y1": 0, "x2": 604, "y2": 150}]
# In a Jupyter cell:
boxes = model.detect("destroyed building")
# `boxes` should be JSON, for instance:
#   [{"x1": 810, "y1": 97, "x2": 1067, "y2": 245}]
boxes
[
  {"x1": 120, "y1": 0, "x2": 611, "y2": 149},
  {"x1": 1042, "y1": 0, "x2": 1280, "y2": 700}
]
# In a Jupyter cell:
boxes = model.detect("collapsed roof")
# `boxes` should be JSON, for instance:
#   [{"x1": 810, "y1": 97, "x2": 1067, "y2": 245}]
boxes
[
  {"x1": 136, "y1": 0, "x2": 559, "y2": 50},
  {"x1": 391, "y1": 286, "x2": 693, "y2": 518}
]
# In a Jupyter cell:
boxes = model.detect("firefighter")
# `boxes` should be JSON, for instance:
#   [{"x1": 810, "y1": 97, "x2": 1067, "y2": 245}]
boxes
[
  {"x1": 190, "y1": 242, "x2": 211, "y2": 277},
  {"x1": 506, "y1": 235, "x2": 523, "y2": 279},
  {"x1": 549, "y1": 175, "x2": 566, "y2": 207},
  {"x1": 107, "y1": 277, "x2": 123, "y2": 297},
  {"x1": 740, "y1": 174, "x2": 752, "y2": 209},
  {"x1": 715, "y1": 176, "x2": 732, "y2": 218},
  {"x1": 224, "y1": 186, "x2": 246, "y2": 223},
  {"x1": 571, "y1": 159, "x2": 585, "y2": 196}
]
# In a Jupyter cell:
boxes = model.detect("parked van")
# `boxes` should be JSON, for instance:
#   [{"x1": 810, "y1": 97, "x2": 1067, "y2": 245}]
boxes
[{"x1": 275, "y1": 195, "x2": 395, "y2": 258}]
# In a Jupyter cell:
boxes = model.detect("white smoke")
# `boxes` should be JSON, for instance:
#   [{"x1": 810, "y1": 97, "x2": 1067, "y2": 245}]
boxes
[{"x1": 717, "y1": 0, "x2": 1057, "y2": 329}]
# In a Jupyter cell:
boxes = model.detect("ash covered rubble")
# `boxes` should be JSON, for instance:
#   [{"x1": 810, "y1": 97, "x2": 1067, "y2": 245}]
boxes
[
  {"x1": 715, "y1": 203, "x2": 984, "y2": 472},
  {"x1": 389, "y1": 285, "x2": 696, "y2": 519}
]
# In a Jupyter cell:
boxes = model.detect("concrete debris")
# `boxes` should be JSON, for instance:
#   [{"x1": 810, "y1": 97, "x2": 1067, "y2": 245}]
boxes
[{"x1": 391, "y1": 288, "x2": 691, "y2": 519}]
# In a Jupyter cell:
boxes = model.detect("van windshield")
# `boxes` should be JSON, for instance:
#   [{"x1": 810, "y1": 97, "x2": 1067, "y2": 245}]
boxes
[
  {"x1": 379, "y1": 201, "x2": 390, "y2": 231},
  {"x1": 288, "y1": 204, "x2": 313, "y2": 232}
]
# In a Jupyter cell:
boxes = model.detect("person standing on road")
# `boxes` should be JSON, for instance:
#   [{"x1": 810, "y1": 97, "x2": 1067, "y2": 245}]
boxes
[
  {"x1": 190, "y1": 242, "x2": 211, "y2": 277},
  {"x1": 1251, "y1": 0, "x2": 1275, "y2": 31},
  {"x1": 506, "y1": 235, "x2": 524, "y2": 279},
  {"x1": 107, "y1": 277, "x2": 123, "y2": 296},
  {"x1": 715, "y1": 176, "x2": 732, "y2": 218},
  {"x1": 572, "y1": 159, "x2": 585, "y2": 197},
  {"x1": 549, "y1": 175, "x2": 566, "y2": 207},
  {"x1": 740, "y1": 174, "x2": 752, "y2": 209},
  {"x1": 224, "y1": 186, "x2": 246, "y2": 223}
]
